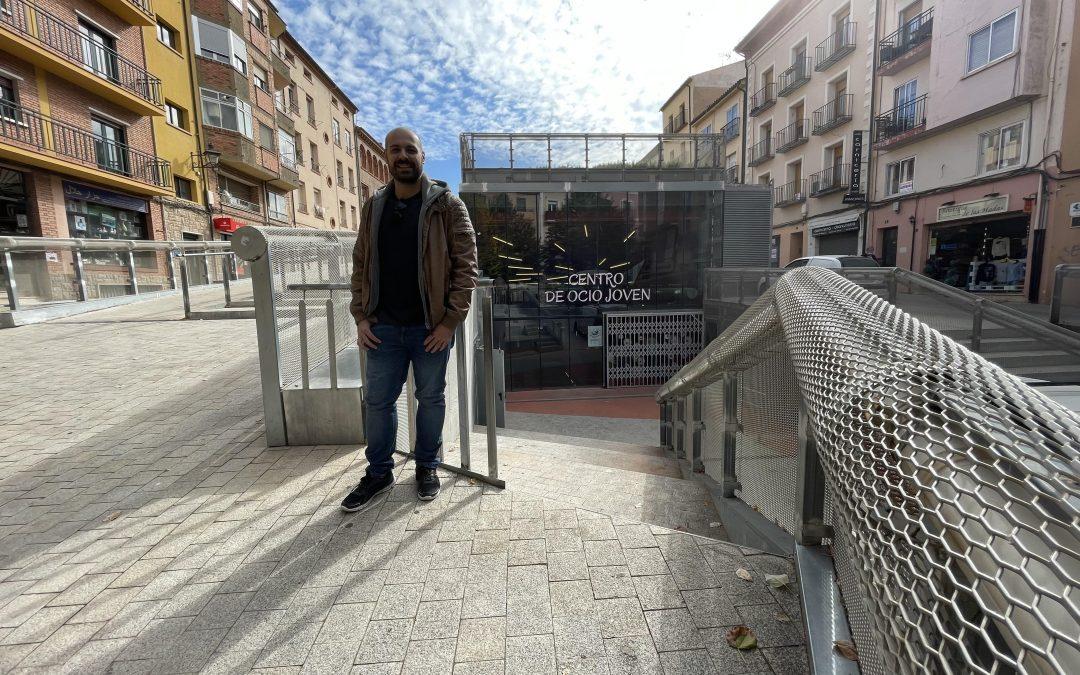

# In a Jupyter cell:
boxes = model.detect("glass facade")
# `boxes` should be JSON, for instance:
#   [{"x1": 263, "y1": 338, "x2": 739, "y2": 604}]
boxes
[{"x1": 462, "y1": 189, "x2": 717, "y2": 390}]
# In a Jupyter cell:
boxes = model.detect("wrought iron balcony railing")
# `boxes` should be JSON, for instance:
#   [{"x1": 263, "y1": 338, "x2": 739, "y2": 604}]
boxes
[
  {"x1": 749, "y1": 83, "x2": 775, "y2": 116},
  {"x1": 724, "y1": 165, "x2": 739, "y2": 184},
  {"x1": 0, "y1": 101, "x2": 171, "y2": 188},
  {"x1": 0, "y1": 0, "x2": 162, "y2": 108},
  {"x1": 777, "y1": 58, "x2": 812, "y2": 96},
  {"x1": 747, "y1": 137, "x2": 773, "y2": 167},
  {"x1": 879, "y1": 8, "x2": 934, "y2": 69},
  {"x1": 220, "y1": 192, "x2": 260, "y2": 214},
  {"x1": 874, "y1": 94, "x2": 927, "y2": 144},
  {"x1": 721, "y1": 116, "x2": 740, "y2": 142},
  {"x1": 812, "y1": 94, "x2": 854, "y2": 134},
  {"x1": 809, "y1": 163, "x2": 850, "y2": 196},
  {"x1": 774, "y1": 119, "x2": 808, "y2": 153},
  {"x1": 816, "y1": 21, "x2": 856, "y2": 71},
  {"x1": 773, "y1": 178, "x2": 807, "y2": 206}
]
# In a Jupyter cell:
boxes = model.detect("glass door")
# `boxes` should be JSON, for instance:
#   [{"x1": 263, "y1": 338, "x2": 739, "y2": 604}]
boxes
[
  {"x1": 894, "y1": 80, "x2": 917, "y2": 130},
  {"x1": 79, "y1": 22, "x2": 119, "y2": 82},
  {"x1": 92, "y1": 117, "x2": 129, "y2": 176}
]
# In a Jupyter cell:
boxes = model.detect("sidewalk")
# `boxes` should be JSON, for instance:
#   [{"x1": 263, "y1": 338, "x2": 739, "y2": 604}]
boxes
[{"x1": 0, "y1": 293, "x2": 806, "y2": 674}]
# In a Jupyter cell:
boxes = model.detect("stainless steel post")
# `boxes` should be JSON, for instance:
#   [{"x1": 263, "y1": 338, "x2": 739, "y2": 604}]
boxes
[
  {"x1": 299, "y1": 299, "x2": 310, "y2": 390},
  {"x1": 886, "y1": 268, "x2": 898, "y2": 304},
  {"x1": 455, "y1": 321, "x2": 472, "y2": 470},
  {"x1": 972, "y1": 299, "x2": 984, "y2": 353},
  {"x1": 795, "y1": 400, "x2": 831, "y2": 545},
  {"x1": 222, "y1": 254, "x2": 233, "y2": 307},
  {"x1": 722, "y1": 373, "x2": 739, "y2": 498},
  {"x1": 1050, "y1": 264, "x2": 1065, "y2": 325},
  {"x1": 325, "y1": 299, "x2": 338, "y2": 389},
  {"x1": 179, "y1": 256, "x2": 191, "y2": 319},
  {"x1": 73, "y1": 250, "x2": 88, "y2": 302},
  {"x1": 126, "y1": 250, "x2": 139, "y2": 295},
  {"x1": 2, "y1": 251, "x2": 18, "y2": 311},
  {"x1": 481, "y1": 291, "x2": 499, "y2": 480},
  {"x1": 691, "y1": 388, "x2": 705, "y2": 473}
]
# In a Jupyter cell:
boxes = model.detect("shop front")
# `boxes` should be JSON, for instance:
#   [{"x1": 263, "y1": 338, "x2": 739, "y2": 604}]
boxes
[
  {"x1": 808, "y1": 211, "x2": 863, "y2": 256},
  {"x1": 0, "y1": 167, "x2": 29, "y2": 236}
]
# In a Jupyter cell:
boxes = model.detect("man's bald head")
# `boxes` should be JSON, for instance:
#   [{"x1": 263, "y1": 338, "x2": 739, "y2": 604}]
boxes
[{"x1": 385, "y1": 127, "x2": 425, "y2": 185}]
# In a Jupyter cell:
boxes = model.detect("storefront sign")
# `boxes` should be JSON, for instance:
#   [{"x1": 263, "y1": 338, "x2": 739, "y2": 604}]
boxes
[
  {"x1": 1070, "y1": 202, "x2": 1080, "y2": 227},
  {"x1": 936, "y1": 195, "x2": 1009, "y2": 222},
  {"x1": 45, "y1": 251, "x2": 59, "y2": 262},
  {"x1": 543, "y1": 271, "x2": 651, "y2": 304},
  {"x1": 63, "y1": 181, "x2": 148, "y2": 213},
  {"x1": 587, "y1": 325, "x2": 602, "y2": 348},
  {"x1": 811, "y1": 220, "x2": 859, "y2": 237},
  {"x1": 843, "y1": 131, "x2": 866, "y2": 204}
]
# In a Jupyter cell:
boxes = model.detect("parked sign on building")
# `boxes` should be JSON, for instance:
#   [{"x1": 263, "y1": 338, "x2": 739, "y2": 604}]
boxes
[
  {"x1": 937, "y1": 196, "x2": 1009, "y2": 222},
  {"x1": 842, "y1": 130, "x2": 866, "y2": 204},
  {"x1": 587, "y1": 325, "x2": 602, "y2": 348}
]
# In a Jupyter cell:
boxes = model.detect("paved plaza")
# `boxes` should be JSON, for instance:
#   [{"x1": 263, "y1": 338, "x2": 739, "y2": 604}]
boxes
[{"x1": 0, "y1": 290, "x2": 806, "y2": 674}]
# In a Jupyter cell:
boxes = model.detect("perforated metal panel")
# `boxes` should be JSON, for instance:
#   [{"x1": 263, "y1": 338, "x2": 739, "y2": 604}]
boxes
[
  {"x1": 604, "y1": 310, "x2": 704, "y2": 387},
  {"x1": 659, "y1": 267, "x2": 1080, "y2": 675}
]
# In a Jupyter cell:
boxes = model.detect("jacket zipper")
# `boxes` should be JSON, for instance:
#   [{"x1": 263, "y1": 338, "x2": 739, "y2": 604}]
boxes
[{"x1": 416, "y1": 186, "x2": 446, "y2": 329}]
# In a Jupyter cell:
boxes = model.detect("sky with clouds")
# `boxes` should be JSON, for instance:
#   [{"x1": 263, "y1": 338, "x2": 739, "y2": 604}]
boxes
[{"x1": 278, "y1": 0, "x2": 773, "y2": 189}]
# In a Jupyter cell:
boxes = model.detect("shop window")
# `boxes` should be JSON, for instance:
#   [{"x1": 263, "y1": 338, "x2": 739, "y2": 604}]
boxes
[
  {"x1": 200, "y1": 88, "x2": 253, "y2": 138},
  {"x1": 968, "y1": 10, "x2": 1017, "y2": 72},
  {"x1": 253, "y1": 65, "x2": 269, "y2": 93},
  {"x1": 174, "y1": 177, "x2": 194, "y2": 201},
  {"x1": 165, "y1": 102, "x2": 186, "y2": 130},
  {"x1": 886, "y1": 157, "x2": 915, "y2": 195},
  {"x1": 978, "y1": 123, "x2": 1023, "y2": 174},
  {"x1": 156, "y1": 20, "x2": 179, "y2": 51},
  {"x1": 67, "y1": 194, "x2": 150, "y2": 267},
  {"x1": 0, "y1": 168, "x2": 28, "y2": 235},
  {"x1": 191, "y1": 17, "x2": 247, "y2": 74}
]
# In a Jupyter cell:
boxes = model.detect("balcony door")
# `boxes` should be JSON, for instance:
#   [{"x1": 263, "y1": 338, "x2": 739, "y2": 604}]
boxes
[
  {"x1": 79, "y1": 21, "x2": 119, "y2": 82},
  {"x1": 92, "y1": 117, "x2": 129, "y2": 176},
  {"x1": 894, "y1": 80, "x2": 917, "y2": 129}
]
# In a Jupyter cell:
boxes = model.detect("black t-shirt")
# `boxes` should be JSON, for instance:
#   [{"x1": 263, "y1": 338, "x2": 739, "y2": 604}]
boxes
[{"x1": 374, "y1": 192, "x2": 426, "y2": 326}]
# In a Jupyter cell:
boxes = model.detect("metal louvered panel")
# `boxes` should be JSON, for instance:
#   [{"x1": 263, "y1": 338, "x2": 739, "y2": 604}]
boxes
[{"x1": 720, "y1": 187, "x2": 773, "y2": 267}]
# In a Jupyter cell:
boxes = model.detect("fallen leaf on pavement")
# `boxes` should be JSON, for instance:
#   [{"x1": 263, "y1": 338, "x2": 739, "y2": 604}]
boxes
[
  {"x1": 726, "y1": 626, "x2": 758, "y2": 650},
  {"x1": 104, "y1": 512, "x2": 122, "y2": 522},
  {"x1": 766, "y1": 573, "x2": 790, "y2": 589},
  {"x1": 834, "y1": 640, "x2": 859, "y2": 661},
  {"x1": 775, "y1": 612, "x2": 791, "y2": 623},
  {"x1": 735, "y1": 568, "x2": 753, "y2": 581}
]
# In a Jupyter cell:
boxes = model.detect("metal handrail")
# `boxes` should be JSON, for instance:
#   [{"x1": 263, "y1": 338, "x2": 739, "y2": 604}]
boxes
[
  {"x1": 0, "y1": 0, "x2": 162, "y2": 106},
  {"x1": 811, "y1": 94, "x2": 853, "y2": 134},
  {"x1": 773, "y1": 178, "x2": 806, "y2": 206},
  {"x1": 1050, "y1": 264, "x2": 1080, "y2": 326},
  {"x1": 749, "y1": 83, "x2": 775, "y2": 115},
  {"x1": 776, "y1": 57, "x2": 812, "y2": 96},
  {"x1": 0, "y1": 102, "x2": 172, "y2": 188},
  {"x1": 809, "y1": 163, "x2": 849, "y2": 195},
  {"x1": 747, "y1": 137, "x2": 772, "y2": 166},
  {"x1": 657, "y1": 266, "x2": 1080, "y2": 674},
  {"x1": 774, "y1": 119, "x2": 808, "y2": 152}
]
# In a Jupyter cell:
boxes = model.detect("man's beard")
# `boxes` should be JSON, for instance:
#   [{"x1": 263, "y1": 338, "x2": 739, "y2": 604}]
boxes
[{"x1": 392, "y1": 162, "x2": 421, "y2": 184}]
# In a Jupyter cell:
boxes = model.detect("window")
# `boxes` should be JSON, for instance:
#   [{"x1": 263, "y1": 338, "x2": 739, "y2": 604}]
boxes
[
  {"x1": 332, "y1": 119, "x2": 340, "y2": 146},
  {"x1": 344, "y1": 130, "x2": 352, "y2": 155},
  {"x1": 886, "y1": 157, "x2": 915, "y2": 195},
  {"x1": 351, "y1": 205, "x2": 357, "y2": 228},
  {"x1": 258, "y1": 122, "x2": 274, "y2": 150},
  {"x1": 339, "y1": 200, "x2": 347, "y2": 227},
  {"x1": 79, "y1": 21, "x2": 119, "y2": 80},
  {"x1": 336, "y1": 160, "x2": 344, "y2": 186},
  {"x1": 313, "y1": 188, "x2": 322, "y2": 207},
  {"x1": 220, "y1": 175, "x2": 259, "y2": 212},
  {"x1": 200, "y1": 88, "x2": 253, "y2": 138},
  {"x1": 348, "y1": 167, "x2": 355, "y2": 191},
  {"x1": 726, "y1": 104, "x2": 738, "y2": 125},
  {"x1": 968, "y1": 10, "x2": 1017, "y2": 72},
  {"x1": 92, "y1": 116, "x2": 129, "y2": 175},
  {"x1": 267, "y1": 191, "x2": 288, "y2": 221},
  {"x1": 191, "y1": 17, "x2": 247, "y2": 74},
  {"x1": 164, "y1": 102, "x2": 185, "y2": 129},
  {"x1": 174, "y1": 176, "x2": 194, "y2": 201},
  {"x1": 278, "y1": 129, "x2": 296, "y2": 166},
  {"x1": 0, "y1": 76, "x2": 19, "y2": 122},
  {"x1": 253, "y1": 65, "x2": 269, "y2": 92},
  {"x1": 248, "y1": 5, "x2": 265, "y2": 32},
  {"x1": 305, "y1": 95, "x2": 315, "y2": 123},
  {"x1": 309, "y1": 141, "x2": 319, "y2": 170},
  {"x1": 156, "y1": 20, "x2": 179, "y2": 50},
  {"x1": 296, "y1": 181, "x2": 307, "y2": 212},
  {"x1": 978, "y1": 122, "x2": 1023, "y2": 174},
  {"x1": 331, "y1": 97, "x2": 339, "y2": 109},
  {"x1": 303, "y1": 67, "x2": 312, "y2": 82}
]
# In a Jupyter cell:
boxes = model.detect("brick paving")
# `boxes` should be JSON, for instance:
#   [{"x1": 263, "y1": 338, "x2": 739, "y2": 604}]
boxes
[{"x1": 0, "y1": 291, "x2": 806, "y2": 673}]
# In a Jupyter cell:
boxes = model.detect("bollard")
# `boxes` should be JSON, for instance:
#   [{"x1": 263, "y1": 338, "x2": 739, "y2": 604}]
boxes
[
  {"x1": 482, "y1": 291, "x2": 499, "y2": 480},
  {"x1": 179, "y1": 256, "x2": 191, "y2": 319}
]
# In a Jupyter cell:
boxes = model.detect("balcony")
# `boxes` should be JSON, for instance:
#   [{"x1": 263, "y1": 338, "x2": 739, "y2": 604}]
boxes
[
  {"x1": 774, "y1": 179, "x2": 807, "y2": 207},
  {"x1": 747, "y1": 137, "x2": 773, "y2": 167},
  {"x1": 879, "y1": 9, "x2": 933, "y2": 75},
  {"x1": 92, "y1": 0, "x2": 156, "y2": 26},
  {"x1": 774, "y1": 119, "x2": 808, "y2": 153},
  {"x1": 815, "y1": 22, "x2": 856, "y2": 71},
  {"x1": 874, "y1": 94, "x2": 927, "y2": 147},
  {"x1": 220, "y1": 192, "x2": 260, "y2": 214},
  {"x1": 724, "y1": 166, "x2": 739, "y2": 184},
  {"x1": 809, "y1": 164, "x2": 850, "y2": 196},
  {"x1": 776, "y1": 58, "x2": 811, "y2": 97},
  {"x1": 0, "y1": 102, "x2": 171, "y2": 195},
  {"x1": 204, "y1": 127, "x2": 300, "y2": 190},
  {"x1": 0, "y1": 0, "x2": 163, "y2": 116},
  {"x1": 812, "y1": 94, "x2": 853, "y2": 135},
  {"x1": 749, "y1": 83, "x2": 775, "y2": 116},
  {"x1": 270, "y1": 42, "x2": 291, "y2": 83},
  {"x1": 721, "y1": 117, "x2": 740, "y2": 142}
]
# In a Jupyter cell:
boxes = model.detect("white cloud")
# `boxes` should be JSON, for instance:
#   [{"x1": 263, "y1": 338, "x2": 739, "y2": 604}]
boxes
[{"x1": 279, "y1": 0, "x2": 770, "y2": 162}]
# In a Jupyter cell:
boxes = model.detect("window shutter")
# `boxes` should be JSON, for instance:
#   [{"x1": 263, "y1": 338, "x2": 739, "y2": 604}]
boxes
[{"x1": 968, "y1": 26, "x2": 990, "y2": 70}]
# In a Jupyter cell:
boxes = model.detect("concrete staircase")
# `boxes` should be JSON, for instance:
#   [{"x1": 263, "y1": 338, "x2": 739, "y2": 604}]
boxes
[{"x1": 945, "y1": 327, "x2": 1080, "y2": 382}]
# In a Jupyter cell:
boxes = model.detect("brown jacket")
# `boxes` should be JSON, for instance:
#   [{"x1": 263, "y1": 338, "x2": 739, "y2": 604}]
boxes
[{"x1": 350, "y1": 174, "x2": 478, "y2": 330}]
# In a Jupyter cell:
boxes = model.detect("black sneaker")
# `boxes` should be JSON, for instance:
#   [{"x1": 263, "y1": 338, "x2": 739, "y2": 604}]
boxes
[
  {"x1": 416, "y1": 467, "x2": 440, "y2": 501},
  {"x1": 340, "y1": 473, "x2": 394, "y2": 513}
]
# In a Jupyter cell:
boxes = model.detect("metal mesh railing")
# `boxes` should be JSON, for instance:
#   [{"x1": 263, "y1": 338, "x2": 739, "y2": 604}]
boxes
[
  {"x1": 659, "y1": 267, "x2": 1080, "y2": 674},
  {"x1": 1050, "y1": 264, "x2": 1080, "y2": 330},
  {"x1": 258, "y1": 226, "x2": 355, "y2": 388}
]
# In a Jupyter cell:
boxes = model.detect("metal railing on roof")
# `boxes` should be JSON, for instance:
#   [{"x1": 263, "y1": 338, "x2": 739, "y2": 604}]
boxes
[{"x1": 657, "y1": 266, "x2": 1080, "y2": 674}]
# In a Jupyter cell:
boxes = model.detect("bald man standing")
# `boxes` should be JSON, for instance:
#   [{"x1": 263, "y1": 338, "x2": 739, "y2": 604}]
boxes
[{"x1": 343, "y1": 128, "x2": 479, "y2": 513}]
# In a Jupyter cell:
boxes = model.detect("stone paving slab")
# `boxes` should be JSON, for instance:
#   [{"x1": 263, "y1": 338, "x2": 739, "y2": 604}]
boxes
[{"x1": 0, "y1": 293, "x2": 806, "y2": 673}]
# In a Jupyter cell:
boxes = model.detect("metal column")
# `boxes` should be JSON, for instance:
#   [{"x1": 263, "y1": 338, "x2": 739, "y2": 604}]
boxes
[
  {"x1": 2, "y1": 251, "x2": 18, "y2": 311},
  {"x1": 794, "y1": 401, "x2": 831, "y2": 546}
]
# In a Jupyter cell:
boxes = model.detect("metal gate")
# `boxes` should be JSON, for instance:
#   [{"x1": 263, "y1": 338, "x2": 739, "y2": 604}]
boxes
[{"x1": 603, "y1": 310, "x2": 704, "y2": 387}]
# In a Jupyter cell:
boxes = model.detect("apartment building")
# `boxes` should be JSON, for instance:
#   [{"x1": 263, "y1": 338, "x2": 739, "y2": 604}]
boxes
[
  {"x1": 0, "y1": 0, "x2": 176, "y2": 300},
  {"x1": 737, "y1": 0, "x2": 873, "y2": 265},
  {"x1": 356, "y1": 125, "x2": 389, "y2": 206},
  {"x1": 867, "y1": 0, "x2": 1079, "y2": 304},
  {"x1": 279, "y1": 32, "x2": 361, "y2": 231},
  {"x1": 189, "y1": 0, "x2": 298, "y2": 236},
  {"x1": 688, "y1": 78, "x2": 746, "y2": 184},
  {"x1": 660, "y1": 63, "x2": 744, "y2": 169}
]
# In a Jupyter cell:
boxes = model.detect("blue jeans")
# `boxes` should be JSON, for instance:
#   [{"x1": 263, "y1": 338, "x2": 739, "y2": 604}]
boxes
[{"x1": 363, "y1": 323, "x2": 452, "y2": 477}]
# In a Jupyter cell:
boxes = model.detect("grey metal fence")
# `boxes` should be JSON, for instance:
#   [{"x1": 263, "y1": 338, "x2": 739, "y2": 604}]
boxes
[
  {"x1": 658, "y1": 267, "x2": 1080, "y2": 674},
  {"x1": 1050, "y1": 264, "x2": 1080, "y2": 331}
]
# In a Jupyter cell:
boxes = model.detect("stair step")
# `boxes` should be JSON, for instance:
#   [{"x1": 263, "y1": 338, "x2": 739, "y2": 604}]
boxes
[
  {"x1": 498, "y1": 433, "x2": 684, "y2": 480},
  {"x1": 497, "y1": 427, "x2": 665, "y2": 458}
]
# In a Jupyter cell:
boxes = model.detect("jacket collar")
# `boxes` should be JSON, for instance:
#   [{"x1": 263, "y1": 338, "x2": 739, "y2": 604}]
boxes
[{"x1": 373, "y1": 173, "x2": 448, "y2": 208}]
